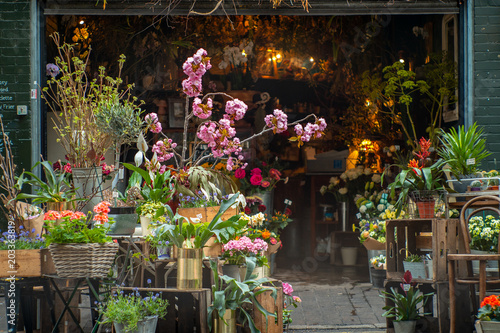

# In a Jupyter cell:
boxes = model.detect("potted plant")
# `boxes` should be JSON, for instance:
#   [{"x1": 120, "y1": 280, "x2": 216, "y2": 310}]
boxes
[
  {"x1": 220, "y1": 236, "x2": 269, "y2": 282},
  {"x1": 43, "y1": 201, "x2": 119, "y2": 278},
  {"x1": 98, "y1": 285, "x2": 169, "y2": 333},
  {"x1": 484, "y1": 170, "x2": 500, "y2": 190},
  {"x1": 103, "y1": 185, "x2": 143, "y2": 236},
  {"x1": 476, "y1": 295, "x2": 500, "y2": 332},
  {"x1": 207, "y1": 257, "x2": 278, "y2": 333},
  {"x1": 0, "y1": 227, "x2": 55, "y2": 277},
  {"x1": 152, "y1": 193, "x2": 246, "y2": 289},
  {"x1": 384, "y1": 137, "x2": 445, "y2": 218},
  {"x1": 381, "y1": 271, "x2": 433, "y2": 333},
  {"x1": 403, "y1": 254, "x2": 426, "y2": 279},
  {"x1": 468, "y1": 215, "x2": 500, "y2": 274},
  {"x1": 14, "y1": 161, "x2": 80, "y2": 212},
  {"x1": 369, "y1": 254, "x2": 387, "y2": 288},
  {"x1": 438, "y1": 123, "x2": 491, "y2": 192}
]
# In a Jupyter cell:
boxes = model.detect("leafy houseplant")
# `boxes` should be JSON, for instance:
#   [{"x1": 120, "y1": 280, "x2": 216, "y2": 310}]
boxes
[
  {"x1": 381, "y1": 271, "x2": 433, "y2": 330},
  {"x1": 438, "y1": 123, "x2": 491, "y2": 189},
  {"x1": 207, "y1": 257, "x2": 278, "y2": 333},
  {"x1": 14, "y1": 161, "x2": 79, "y2": 210},
  {"x1": 98, "y1": 286, "x2": 168, "y2": 333}
]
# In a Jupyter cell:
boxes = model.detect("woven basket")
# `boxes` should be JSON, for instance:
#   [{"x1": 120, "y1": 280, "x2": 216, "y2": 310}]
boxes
[{"x1": 48, "y1": 242, "x2": 119, "y2": 278}]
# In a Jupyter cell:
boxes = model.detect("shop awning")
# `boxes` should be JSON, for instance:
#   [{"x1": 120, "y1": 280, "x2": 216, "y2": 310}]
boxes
[{"x1": 43, "y1": 0, "x2": 460, "y2": 16}]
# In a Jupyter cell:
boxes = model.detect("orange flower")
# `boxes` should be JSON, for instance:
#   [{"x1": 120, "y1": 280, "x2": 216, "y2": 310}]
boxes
[
  {"x1": 261, "y1": 230, "x2": 271, "y2": 239},
  {"x1": 407, "y1": 159, "x2": 421, "y2": 169},
  {"x1": 44, "y1": 211, "x2": 61, "y2": 221}
]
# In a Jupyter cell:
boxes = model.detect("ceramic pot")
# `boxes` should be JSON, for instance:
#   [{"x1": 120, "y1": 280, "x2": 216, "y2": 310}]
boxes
[
  {"x1": 177, "y1": 248, "x2": 203, "y2": 289},
  {"x1": 222, "y1": 264, "x2": 241, "y2": 282},
  {"x1": 113, "y1": 315, "x2": 158, "y2": 333},
  {"x1": 140, "y1": 216, "x2": 152, "y2": 237},
  {"x1": 393, "y1": 320, "x2": 416, "y2": 333}
]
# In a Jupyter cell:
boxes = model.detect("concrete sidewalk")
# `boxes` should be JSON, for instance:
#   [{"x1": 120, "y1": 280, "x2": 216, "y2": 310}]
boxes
[{"x1": 272, "y1": 259, "x2": 386, "y2": 333}]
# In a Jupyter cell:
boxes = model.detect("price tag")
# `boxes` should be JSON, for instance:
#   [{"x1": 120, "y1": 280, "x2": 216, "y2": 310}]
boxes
[
  {"x1": 395, "y1": 145, "x2": 400, "y2": 151},
  {"x1": 402, "y1": 284, "x2": 411, "y2": 292},
  {"x1": 112, "y1": 191, "x2": 119, "y2": 198},
  {"x1": 356, "y1": 213, "x2": 362, "y2": 219},
  {"x1": 119, "y1": 168, "x2": 124, "y2": 179},
  {"x1": 196, "y1": 213, "x2": 203, "y2": 219},
  {"x1": 466, "y1": 158, "x2": 476, "y2": 165},
  {"x1": 284, "y1": 199, "x2": 292, "y2": 205}
]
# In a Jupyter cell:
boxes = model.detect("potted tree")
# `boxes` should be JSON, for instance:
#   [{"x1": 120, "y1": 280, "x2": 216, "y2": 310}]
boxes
[
  {"x1": 438, "y1": 123, "x2": 491, "y2": 192},
  {"x1": 381, "y1": 271, "x2": 433, "y2": 333}
]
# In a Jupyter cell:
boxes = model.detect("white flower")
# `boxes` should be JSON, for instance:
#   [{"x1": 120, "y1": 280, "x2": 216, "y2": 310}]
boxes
[
  {"x1": 377, "y1": 204, "x2": 385, "y2": 211},
  {"x1": 372, "y1": 174, "x2": 381, "y2": 183},
  {"x1": 320, "y1": 186, "x2": 327, "y2": 195},
  {"x1": 340, "y1": 172, "x2": 347, "y2": 181},
  {"x1": 339, "y1": 187, "x2": 348, "y2": 195},
  {"x1": 360, "y1": 205, "x2": 367, "y2": 213}
]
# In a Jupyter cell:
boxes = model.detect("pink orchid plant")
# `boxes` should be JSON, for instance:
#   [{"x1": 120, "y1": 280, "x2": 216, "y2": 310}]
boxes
[{"x1": 134, "y1": 48, "x2": 327, "y2": 200}]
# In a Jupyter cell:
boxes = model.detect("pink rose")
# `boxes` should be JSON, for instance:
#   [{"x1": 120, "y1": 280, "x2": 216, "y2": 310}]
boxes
[
  {"x1": 234, "y1": 168, "x2": 246, "y2": 179},
  {"x1": 250, "y1": 168, "x2": 262, "y2": 176},
  {"x1": 250, "y1": 174, "x2": 262, "y2": 186}
]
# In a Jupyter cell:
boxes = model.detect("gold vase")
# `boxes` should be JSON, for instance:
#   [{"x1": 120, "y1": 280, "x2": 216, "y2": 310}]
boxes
[
  {"x1": 177, "y1": 248, "x2": 203, "y2": 290},
  {"x1": 213, "y1": 310, "x2": 237, "y2": 333},
  {"x1": 46, "y1": 201, "x2": 73, "y2": 212}
]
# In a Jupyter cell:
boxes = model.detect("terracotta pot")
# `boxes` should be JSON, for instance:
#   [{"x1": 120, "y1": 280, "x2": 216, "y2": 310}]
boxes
[{"x1": 415, "y1": 200, "x2": 435, "y2": 218}]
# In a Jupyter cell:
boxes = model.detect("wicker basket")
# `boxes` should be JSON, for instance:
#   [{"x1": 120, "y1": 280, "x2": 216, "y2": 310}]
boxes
[{"x1": 48, "y1": 242, "x2": 119, "y2": 278}]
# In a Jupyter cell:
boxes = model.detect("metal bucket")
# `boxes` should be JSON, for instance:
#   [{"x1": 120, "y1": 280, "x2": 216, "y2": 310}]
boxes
[{"x1": 177, "y1": 248, "x2": 203, "y2": 289}]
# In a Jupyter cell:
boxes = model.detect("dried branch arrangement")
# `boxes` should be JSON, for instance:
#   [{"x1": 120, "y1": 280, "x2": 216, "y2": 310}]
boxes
[{"x1": 0, "y1": 116, "x2": 21, "y2": 224}]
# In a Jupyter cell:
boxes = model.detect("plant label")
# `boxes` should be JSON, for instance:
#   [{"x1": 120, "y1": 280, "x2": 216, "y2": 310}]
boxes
[{"x1": 467, "y1": 158, "x2": 476, "y2": 165}]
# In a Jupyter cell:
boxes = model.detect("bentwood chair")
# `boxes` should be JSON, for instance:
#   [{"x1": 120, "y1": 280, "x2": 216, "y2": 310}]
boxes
[{"x1": 448, "y1": 195, "x2": 500, "y2": 333}]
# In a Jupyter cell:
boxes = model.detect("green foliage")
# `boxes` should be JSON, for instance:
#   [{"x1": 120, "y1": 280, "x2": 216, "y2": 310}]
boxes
[
  {"x1": 207, "y1": 257, "x2": 277, "y2": 333},
  {"x1": 404, "y1": 254, "x2": 423, "y2": 263},
  {"x1": 469, "y1": 215, "x2": 500, "y2": 252},
  {"x1": 438, "y1": 123, "x2": 491, "y2": 179},
  {"x1": 381, "y1": 286, "x2": 432, "y2": 321},
  {"x1": 98, "y1": 287, "x2": 168, "y2": 332},
  {"x1": 153, "y1": 193, "x2": 245, "y2": 249},
  {"x1": 14, "y1": 161, "x2": 79, "y2": 206},
  {"x1": 44, "y1": 215, "x2": 112, "y2": 245},
  {"x1": 123, "y1": 163, "x2": 175, "y2": 205}
]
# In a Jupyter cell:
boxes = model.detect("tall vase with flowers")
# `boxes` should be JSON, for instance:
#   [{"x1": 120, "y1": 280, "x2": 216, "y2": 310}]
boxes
[
  {"x1": 129, "y1": 48, "x2": 326, "y2": 206},
  {"x1": 218, "y1": 39, "x2": 255, "y2": 91}
]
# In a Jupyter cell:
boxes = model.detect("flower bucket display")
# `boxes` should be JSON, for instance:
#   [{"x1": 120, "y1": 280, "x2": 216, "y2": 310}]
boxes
[
  {"x1": 177, "y1": 247, "x2": 203, "y2": 289},
  {"x1": 370, "y1": 267, "x2": 386, "y2": 288},
  {"x1": 114, "y1": 315, "x2": 158, "y2": 333},
  {"x1": 48, "y1": 242, "x2": 118, "y2": 278}
]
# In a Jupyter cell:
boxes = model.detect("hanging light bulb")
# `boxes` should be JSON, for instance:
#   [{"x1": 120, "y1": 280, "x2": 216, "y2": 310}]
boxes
[{"x1": 79, "y1": 20, "x2": 85, "y2": 25}]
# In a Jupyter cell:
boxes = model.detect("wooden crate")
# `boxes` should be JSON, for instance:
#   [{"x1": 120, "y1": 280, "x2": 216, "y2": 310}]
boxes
[
  {"x1": 119, "y1": 287, "x2": 211, "y2": 333},
  {"x1": 253, "y1": 281, "x2": 283, "y2": 333},
  {"x1": 386, "y1": 218, "x2": 462, "y2": 282},
  {"x1": 0, "y1": 249, "x2": 55, "y2": 277},
  {"x1": 177, "y1": 206, "x2": 238, "y2": 223}
]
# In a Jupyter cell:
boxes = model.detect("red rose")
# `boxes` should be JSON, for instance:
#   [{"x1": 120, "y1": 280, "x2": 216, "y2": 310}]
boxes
[
  {"x1": 261, "y1": 180, "x2": 271, "y2": 188},
  {"x1": 234, "y1": 168, "x2": 246, "y2": 179},
  {"x1": 285, "y1": 207, "x2": 292, "y2": 216},
  {"x1": 250, "y1": 168, "x2": 262, "y2": 176},
  {"x1": 244, "y1": 207, "x2": 251, "y2": 214},
  {"x1": 258, "y1": 204, "x2": 267, "y2": 212},
  {"x1": 250, "y1": 174, "x2": 263, "y2": 186}
]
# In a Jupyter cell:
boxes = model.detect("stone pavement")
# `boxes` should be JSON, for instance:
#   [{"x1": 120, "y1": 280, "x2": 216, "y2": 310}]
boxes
[{"x1": 272, "y1": 258, "x2": 387, "y2": 333}]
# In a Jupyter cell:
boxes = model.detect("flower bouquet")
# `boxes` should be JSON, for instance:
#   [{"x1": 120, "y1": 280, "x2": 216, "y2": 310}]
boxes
[
  {"x1": 370, "y1": 254, "x2": 387, "y2": 270},
  {"x1": 321, "y1": 166, "x2": 380, "y2": 205},
  {"x1": 354, "y1": 219, "x2": 386, "y2": 251},
  {"x1": 235, "y1": 159, "x2": 287, "y2": 195},
  {"x1": 469, "y1": 215, "x2": 500, "y2": 252}
]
